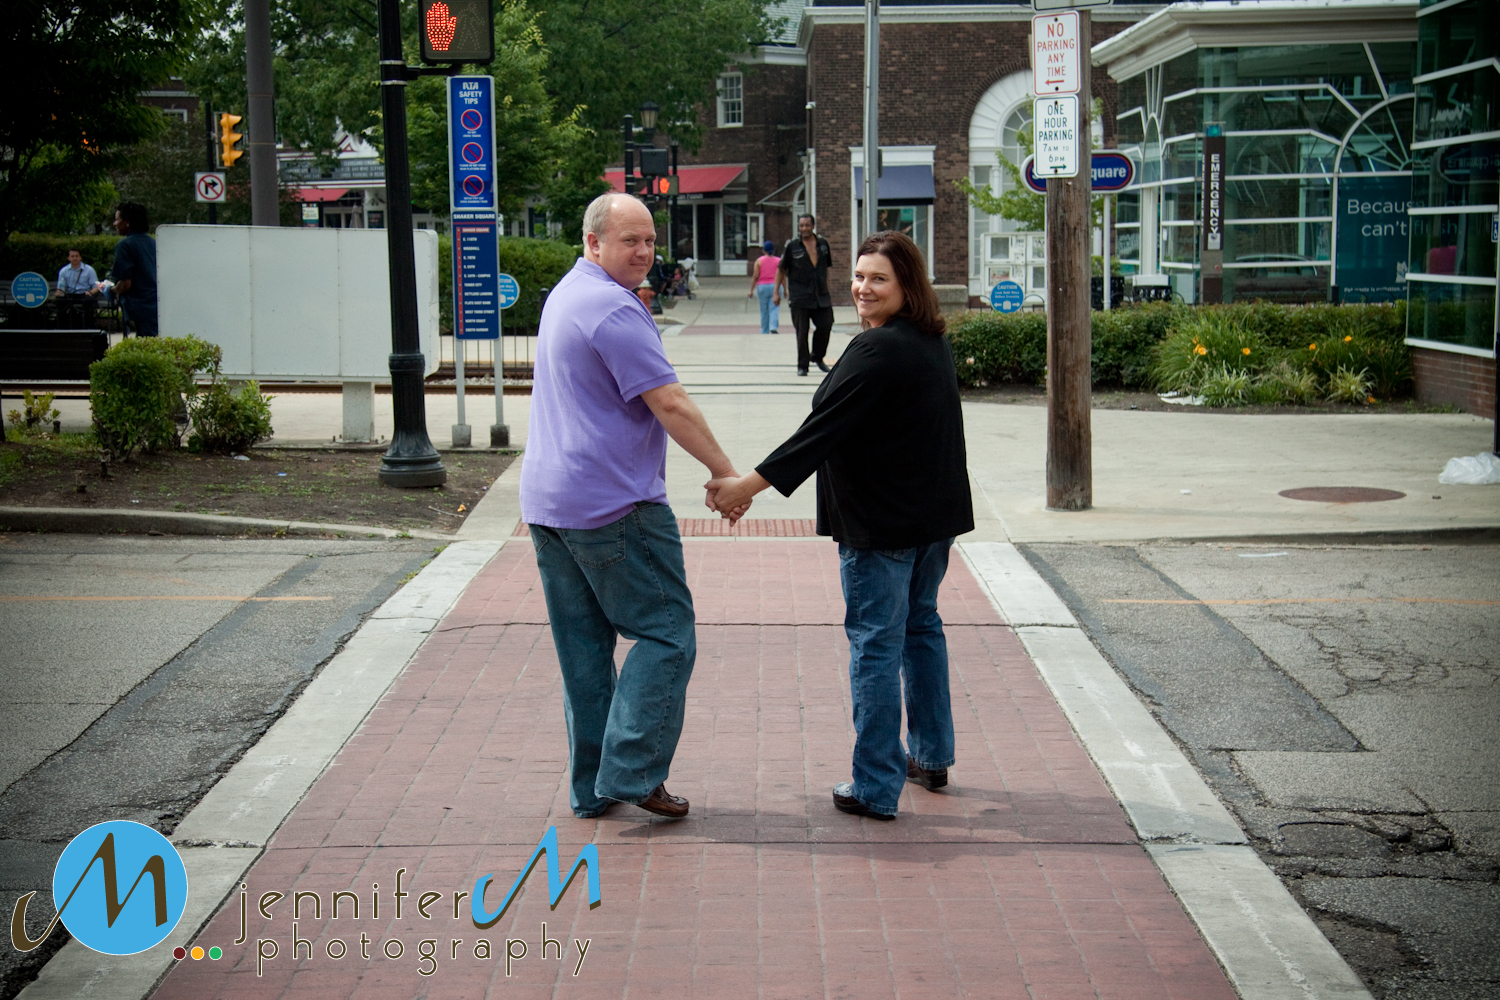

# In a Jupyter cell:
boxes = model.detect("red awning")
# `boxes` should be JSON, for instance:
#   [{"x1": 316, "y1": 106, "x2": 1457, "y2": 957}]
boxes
[
  {"x1": 603, "y1": 164, "x2": 746, "y2": 195},
  {"x1": 297, "y1": 187, "x2": 350, "y2": 202}
]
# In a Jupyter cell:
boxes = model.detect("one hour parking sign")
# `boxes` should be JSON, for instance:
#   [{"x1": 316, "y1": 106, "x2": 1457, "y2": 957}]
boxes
[{"x1": 1034, "y1": 95, "x2": 1079, "y2": 177}]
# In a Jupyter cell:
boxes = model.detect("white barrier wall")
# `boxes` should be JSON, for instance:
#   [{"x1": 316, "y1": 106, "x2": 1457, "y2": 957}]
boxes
[{"x1": 157, "y1": 225, "x2": 439, "y2": 380}]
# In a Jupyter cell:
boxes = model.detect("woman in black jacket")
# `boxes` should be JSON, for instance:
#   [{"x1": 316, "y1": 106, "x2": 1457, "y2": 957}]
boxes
[{"x1": 706, "y1": 230, "x2": 973, "y2": 819}]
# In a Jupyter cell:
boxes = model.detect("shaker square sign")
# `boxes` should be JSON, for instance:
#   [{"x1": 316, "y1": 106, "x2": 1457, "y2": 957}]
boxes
[
  {"x1": 1034, "y1": 96, "x2": 1079, "y2": 177},
  {"x1": 1032, "y1": 12, "x2": 1080, "y2": 95}
]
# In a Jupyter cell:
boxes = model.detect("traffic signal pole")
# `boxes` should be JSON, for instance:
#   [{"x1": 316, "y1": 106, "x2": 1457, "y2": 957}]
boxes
[
  {"x1": 244, "y1": 0, "x2": 278, "y2": 227},
  {"x1": 376, "y1": 0, "x2": 446, "y2": 487}
]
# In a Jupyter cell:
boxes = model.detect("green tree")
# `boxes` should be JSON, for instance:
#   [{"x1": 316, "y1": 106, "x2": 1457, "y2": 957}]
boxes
[
  {"x1": 532, "y1": 0, "x2": 774, "y2": 238},
  {"x1": 0, "y1": 0, "x2": 203, "y2": 242}
]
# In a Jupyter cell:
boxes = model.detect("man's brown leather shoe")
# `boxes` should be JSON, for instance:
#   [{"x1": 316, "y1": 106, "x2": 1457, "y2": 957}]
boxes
[
  {"x1": 907, "y1": 756, "x2": 948, "y2": 791},
  {"x1": 636, "y1": 784, "x2": 689, "y2": 819}
]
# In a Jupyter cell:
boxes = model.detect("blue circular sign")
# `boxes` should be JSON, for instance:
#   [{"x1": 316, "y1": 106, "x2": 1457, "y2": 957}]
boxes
[
  {"x1": 497, "y1": 273, "x2": 519, "y2": 309},
  {"x1": 52, "y1": 820, "x2": 188, "y2": 955},
  {"x1": 990, "y1": 281, "x2": 1024, "y2": 313},
  {"x1": 11, "y1": 272, "x2": 49, "y2": 309}
]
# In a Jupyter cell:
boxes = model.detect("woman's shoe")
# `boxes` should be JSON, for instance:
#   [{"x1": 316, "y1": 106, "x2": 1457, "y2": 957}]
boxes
[
  {"x1": 906, "y1": 756, "x2": 948, "y2": 791},
  {"x1": 832, "y1": 783, "x2": 895, "y2": 820}
]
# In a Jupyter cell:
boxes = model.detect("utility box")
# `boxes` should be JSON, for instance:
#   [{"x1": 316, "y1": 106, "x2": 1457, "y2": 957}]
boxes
[{"x1": 157, "y1": 225, "x2": 440, "y2": 381}]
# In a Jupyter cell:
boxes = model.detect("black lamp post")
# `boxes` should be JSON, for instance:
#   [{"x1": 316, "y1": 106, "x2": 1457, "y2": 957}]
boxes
[
  {"x1": 639, "y1": 101, "x2": 659, "y2": 144},
  {"x1": 375, "y1": 0, "x2": 445, "y2": 487}
]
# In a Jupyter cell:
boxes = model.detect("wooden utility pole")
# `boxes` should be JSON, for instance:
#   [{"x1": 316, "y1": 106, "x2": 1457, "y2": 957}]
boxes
[{"x1": 1045, "y1": 9, "x2": 1092, "y2": 511}]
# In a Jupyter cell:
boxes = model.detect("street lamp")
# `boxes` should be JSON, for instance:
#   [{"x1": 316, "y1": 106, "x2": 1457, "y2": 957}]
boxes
[{"x1": 639, "y1": 101, "x2": 659, "y2": 143}]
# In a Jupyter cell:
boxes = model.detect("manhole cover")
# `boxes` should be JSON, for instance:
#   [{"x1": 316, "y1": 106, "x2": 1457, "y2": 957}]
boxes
[{"x1": 1279, "y1": 487, "x2": 1406, "y2": 503}]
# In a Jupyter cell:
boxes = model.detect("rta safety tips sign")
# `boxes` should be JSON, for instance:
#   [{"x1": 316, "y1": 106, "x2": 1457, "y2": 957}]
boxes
[
  {"x1": 1034, "y1": 96, "x2": 1079, "y2": 178},
  {"x1": 448, "y1": 76, "x2": 496, "y2": 216}
]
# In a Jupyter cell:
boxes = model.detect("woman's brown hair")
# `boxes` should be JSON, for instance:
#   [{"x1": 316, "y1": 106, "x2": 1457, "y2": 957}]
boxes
[{"x1": 855, "y1": 230, "x2": 946, "y2": 336}]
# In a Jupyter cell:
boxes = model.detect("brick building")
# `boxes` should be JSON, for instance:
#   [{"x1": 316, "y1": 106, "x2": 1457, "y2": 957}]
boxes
[{"x1": 619, "y1": 2, "x2": 1163, "y2": 293}]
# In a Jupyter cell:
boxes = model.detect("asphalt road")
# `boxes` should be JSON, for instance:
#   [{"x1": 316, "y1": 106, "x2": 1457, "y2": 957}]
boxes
[
  {"x1": 0, "y1": 534, "x2": 437, "y2": 999},
  {"x1": 1020, "y1": 540, "x2": 1500, "y2": 1000}
]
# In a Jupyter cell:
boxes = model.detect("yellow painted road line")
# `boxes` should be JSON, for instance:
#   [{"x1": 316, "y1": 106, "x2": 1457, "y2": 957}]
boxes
[
  {"x1": 0, "y1": 595, "x2": 335, "y2": 603},
  {"x1": 1103, "y1": 597, "x2": 1500, "y2": 607}
]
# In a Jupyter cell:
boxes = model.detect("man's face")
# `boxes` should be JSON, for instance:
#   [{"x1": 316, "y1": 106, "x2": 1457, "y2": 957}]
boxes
[
  {"x1": 67, "y1": 250, "x2": 82, "y2": 267},
  {"x1": 798, "y1": 217, "x2": 815, "y2": 239},
  {"x1": 113, "y1": 211, "x2": 128, "y2": 235},
  {"x1": 586, "y1": 200, "x2": 657, "y2": 290}
]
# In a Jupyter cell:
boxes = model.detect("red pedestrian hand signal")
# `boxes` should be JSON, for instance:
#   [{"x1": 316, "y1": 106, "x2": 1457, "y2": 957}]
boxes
[{"x1": 426, "y1": 1, "x2": 457, "y2": 50}]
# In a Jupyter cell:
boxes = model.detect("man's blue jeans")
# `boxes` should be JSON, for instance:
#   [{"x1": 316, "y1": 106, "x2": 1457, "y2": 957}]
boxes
[
  {"x1": 839, "y1": 539, "x2": 957, "y2": 815},
  {"x1": 755, "y1": 283, "x2": 779, "y2": 334},
  {"x1": 530, "y1": 502, "x2": 696, "y2": 817}
]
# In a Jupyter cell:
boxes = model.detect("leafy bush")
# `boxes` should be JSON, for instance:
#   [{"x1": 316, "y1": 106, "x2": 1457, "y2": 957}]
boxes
[
  {"x1": 89, "y1": 335, "x2": 271, "y2": 457},
  {"x1": 1199, "y1": 363, "x2": 1252, "y2": 407},
  {"x1": 1150, "y1": 312, "x2": 1265, "y2": 393},
  {"x1": 946, "y1": 311, "x2": 1048, "y2": 387},
  {"x1": 90, "y1": 348, "x2": 184, "y2": 458},
  {"x1": 189, "y1": 381, "x2": 274, "y2": 453},
  {"x1": 1091, "y1": 303, "x2": 1181, "y2": 387},
  {"x1": 1249, "y1": 363, "x2": 1319, "y2": 406},
  {"x1": 1, "y1": 233, "x2": 122, "y2": 281},
  {"x1": 6, "y1": 390, "x2": 60, "y2": 431},
  {"x1": 1326, "y1": 365, "x2": 1374, "y2": 404},
  {"x1": 437, "y1": 234, "x2": 579, "y2": 335}
]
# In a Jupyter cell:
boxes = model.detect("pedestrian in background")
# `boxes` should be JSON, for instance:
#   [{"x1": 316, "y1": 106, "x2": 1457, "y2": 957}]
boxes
[
  {"x1": 55, "y1": 249, "x2": 100, "y2": 298},
  {"x1": 521, "y1": 192, "x2": 749, "y2": 822},
  {"x1": 747, "y1": 239, "x2": 781, "y2": 335},
  {"x1": 776, "y1": 214, "x2": 834, "y2": 375},
  {"x1": 111, "y1": 202, "x2": 158, "y2": 338},
  {"x1": 705, "y1": 230, "x2": 973, "y2": 820}
]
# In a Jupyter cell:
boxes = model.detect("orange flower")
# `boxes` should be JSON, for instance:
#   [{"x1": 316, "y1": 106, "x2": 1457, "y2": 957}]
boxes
[
  {"x1": 1367, "y1": 395, "x2": 1377, "y2": 403},
  {"x1": 1194, "y1": 344, "x2": 1208, "y2": 356},
  {"x1": 1241, "y1": 347, "x2": 1251, "y2": 355},
  {"x1": 1343, "y1": 335, "x2": 1353, "y2": 342},
  {"x1": 1309, "y1": 343, "x2": 1318, "y2": 351}
]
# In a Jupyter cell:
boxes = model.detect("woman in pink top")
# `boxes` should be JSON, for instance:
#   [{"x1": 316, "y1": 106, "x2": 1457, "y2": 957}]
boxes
[{"x1": 747, "y1": 239, "x2": 781, "y2": 335}]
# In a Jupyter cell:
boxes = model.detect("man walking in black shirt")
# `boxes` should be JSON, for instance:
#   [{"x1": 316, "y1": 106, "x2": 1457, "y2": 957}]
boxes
[{"x1": 775, "y1": 214, "x2": 834, "y2": 376}]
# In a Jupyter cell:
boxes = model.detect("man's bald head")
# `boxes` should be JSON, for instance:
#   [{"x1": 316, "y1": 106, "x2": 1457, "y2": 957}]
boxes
[
  {"x1": 583, "y1": 193, "x2": 651, "y2": 243},
  {"x1": 583, "y1": 194, "x2": 657, "y2": 289}
]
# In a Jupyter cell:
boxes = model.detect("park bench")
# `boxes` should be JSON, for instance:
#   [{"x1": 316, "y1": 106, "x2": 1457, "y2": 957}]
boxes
[{"x1": 0, "y1": 328, "x2": 109, "y2": 381}]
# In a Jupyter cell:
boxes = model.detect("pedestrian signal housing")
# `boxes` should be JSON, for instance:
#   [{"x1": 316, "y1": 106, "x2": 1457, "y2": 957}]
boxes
[
  {"x1": 219, "y1": 113, "x2": 244, "y2": 168},
  {"x1": 420, "y1": 0, "x2": 494, "y2": 64},
  {"x1": 643, "y1": 176, "x2": 678, "y2": 196}
]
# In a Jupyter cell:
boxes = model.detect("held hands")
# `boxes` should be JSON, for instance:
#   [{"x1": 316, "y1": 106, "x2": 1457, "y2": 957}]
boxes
[{"x1": 704, "y1": 471, "x2": 752, "y2": 524}]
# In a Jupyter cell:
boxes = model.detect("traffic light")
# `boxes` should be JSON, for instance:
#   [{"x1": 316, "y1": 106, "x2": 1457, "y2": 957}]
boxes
[
  {"x1": 219, "y1": 113, "x2": 244, "y2": 168},
  {"x1": 420, "y1": 0, "x2": 494, "y2": 64},
  {"x1": 644, "y1": 176, "x2": 679, "y2": 196}
]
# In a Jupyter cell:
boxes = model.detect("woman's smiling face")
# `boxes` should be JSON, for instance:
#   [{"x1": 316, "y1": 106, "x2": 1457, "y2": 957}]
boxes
[{"x1": 851, "y1": 252, "x2": 904, "y2": 329}]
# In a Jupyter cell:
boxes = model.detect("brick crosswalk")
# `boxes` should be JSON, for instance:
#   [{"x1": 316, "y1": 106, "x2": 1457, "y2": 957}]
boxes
[{"x1": 153, "y1": 541, "x2": 1237, "y2": 999}]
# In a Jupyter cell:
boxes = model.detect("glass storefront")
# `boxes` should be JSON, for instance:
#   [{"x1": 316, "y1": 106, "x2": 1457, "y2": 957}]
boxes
[
  {"x1": 1111, "y1": 37, "x2": 1418, "y2": 305},
  {"x1": 1405, "y1": 0, "x2": 1498, "y2": 351}
]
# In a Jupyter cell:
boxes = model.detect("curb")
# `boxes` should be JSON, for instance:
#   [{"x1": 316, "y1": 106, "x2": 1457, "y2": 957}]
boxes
[
  {"x1": 957, "y1": 541, "x2": 1376, "y2": 1000},
  {"x1": 0, "y1": 506, "x2": 453, "y2": 541}
]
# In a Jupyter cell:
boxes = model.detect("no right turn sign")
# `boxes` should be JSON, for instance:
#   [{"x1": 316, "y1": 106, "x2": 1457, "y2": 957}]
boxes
[{"x1": 195, "y1": 172, "x2": 227, "y2": 203}]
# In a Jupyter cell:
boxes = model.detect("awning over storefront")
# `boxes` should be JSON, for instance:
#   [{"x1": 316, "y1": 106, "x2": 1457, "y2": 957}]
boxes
[
  {"x1": 297, "y1": 188, "x2": 350, "y2": 202},
  {"x1": 603, "y1": 164, "x2": 746, "y2": 195},
  {"x1": 853, "y1": 165, "x2": 935, "y2": 204}
]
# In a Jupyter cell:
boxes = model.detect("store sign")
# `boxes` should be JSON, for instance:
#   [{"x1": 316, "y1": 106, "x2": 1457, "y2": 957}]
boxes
[
  {"x1": 1032, "y1": 12, "x2": 1080, "y2": 96},
  {"x1": 1034, "y1": 96, "x2": 1079, "y2": 177},
  {"x1": 1335, "y1": 176, "x2": 1411, "y2": 303},
  {"x1": 1201, "y1": 134, "x2": 1225, "y2": 251}
]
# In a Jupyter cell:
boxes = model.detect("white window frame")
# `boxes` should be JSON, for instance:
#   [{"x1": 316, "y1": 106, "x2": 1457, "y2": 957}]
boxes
[{"x1": 717, "y1": 73, "x2": 743, "y2": 129}]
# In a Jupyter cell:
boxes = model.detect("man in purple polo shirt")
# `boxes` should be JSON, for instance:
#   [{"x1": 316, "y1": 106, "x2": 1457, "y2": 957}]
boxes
[{"x1": 521, "y1": 193, "x2": 746, "y2": 820}]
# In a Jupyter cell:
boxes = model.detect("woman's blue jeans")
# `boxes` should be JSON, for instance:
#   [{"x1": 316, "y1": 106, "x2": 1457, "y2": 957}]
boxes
[
  {"x1": 755, "y1": 283, "x2": 779, "y2": 334},
  {"x1": 530, "y1": 503, "x2": 696, "y2": 817},
  {"x1": 839, "y1": 539, "x2": 957, "y2": 815}
]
